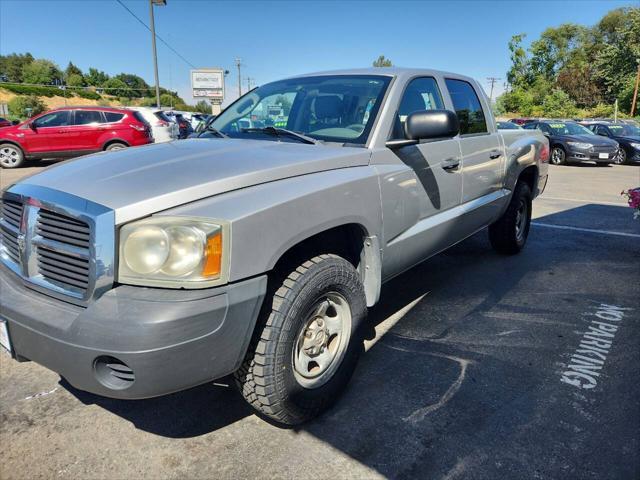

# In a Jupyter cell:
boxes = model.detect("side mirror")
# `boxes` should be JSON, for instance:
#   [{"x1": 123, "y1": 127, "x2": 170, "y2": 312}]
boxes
[
  {"x1": 405, "y1": 109, "x2": 459, "y2": 140},
  {"x1": 11, "y1": 120, "x2": 20, "y2": 126},
  {"x1": 386, "y1": 110, "x2": 459, "y2": 149},
  {"x1": 28, "y1": 121, "x2": 37, "y2": 130}
]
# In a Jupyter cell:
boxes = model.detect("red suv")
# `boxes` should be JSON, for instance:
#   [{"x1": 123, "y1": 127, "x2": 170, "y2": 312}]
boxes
[{"x1": 0, "y1": 107, "x2": 153, "y2": 168}]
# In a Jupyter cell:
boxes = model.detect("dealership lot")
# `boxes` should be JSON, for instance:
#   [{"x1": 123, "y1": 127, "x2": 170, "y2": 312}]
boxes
[{"x1": 1, "y1": 163, "x2": 639, "y2": 479}]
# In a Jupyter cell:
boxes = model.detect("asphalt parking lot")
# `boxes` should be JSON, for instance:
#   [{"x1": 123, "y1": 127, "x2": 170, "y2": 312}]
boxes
[{"x1": 1, "y1": 161, "x2": 639, "y2": 479}]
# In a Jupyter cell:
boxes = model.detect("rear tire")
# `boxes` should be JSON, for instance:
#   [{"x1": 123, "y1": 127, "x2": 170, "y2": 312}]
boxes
[
  {"x1": 489, "y1": 182, "x2": 532, "y2": 255},
  {"x1": 0, "y1": 143, "x2": 25, "y2": 169},
  {"x1": 105, "y1": 142, "x2": 127, "y2": 151},
  {"x1": 235, "y1": 254, "x2": 366, "y2": 425}
]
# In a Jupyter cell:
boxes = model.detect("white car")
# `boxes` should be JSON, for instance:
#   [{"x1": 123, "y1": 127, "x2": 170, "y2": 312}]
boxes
[{"x1": 127, "y1": 107, "x2": 178, "y2": 143}]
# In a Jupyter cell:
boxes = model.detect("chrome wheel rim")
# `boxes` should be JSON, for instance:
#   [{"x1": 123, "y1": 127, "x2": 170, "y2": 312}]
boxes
[
  {"x1": 108, "y1": 144, "x2": 125, "y2": 151},
  {"x1": 614, "y1": 149, "x2": 625, "y2": 164},
  {"x1": 515, "y1": 199, "x2": 528, "y2": 242},
  {"x1": 293, "y1": 292, "x2": 352, "y2": 389},
  {"x1": 0, "y1": 146, "x2": 20, "y2": 167},
  {"x1": 551, "y1": 148, "x2": 564, "y2": 165}
]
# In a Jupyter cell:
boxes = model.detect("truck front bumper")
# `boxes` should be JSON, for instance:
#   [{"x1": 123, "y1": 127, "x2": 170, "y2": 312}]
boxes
[{"x1": 0, "y1": 265, "x2": 267, "y2": 399}]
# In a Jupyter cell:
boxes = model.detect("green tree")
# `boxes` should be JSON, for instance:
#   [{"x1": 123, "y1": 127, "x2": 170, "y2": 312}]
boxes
[
  {"x1": 195, "y1": 100, "x2": 210, "y2": 114},
  {"x1": 22, "y1": 59, "x2": 62, "y2": 85},
  {"x1": 102, "y1": 78, "x2": 131, "y2": 97},
  {"x1": 372, "y1": 55, "x2": 393, "y2": 67},
  {"x1": 541, "y1": 88, "x2": 578, "y2": 117},
  {"x1": 556, "y1": 65, "x2": 601, "y2": 107},
  {"x1": 529, "y1": 24, "x2": 590, "y2": 81},
  {"x1": 8, "y1": 95, "x2": 46, "y2": 118},
  {"x1": 66, "y1": 73, "x2": 85, "y2": 88},
  {"x1": 85, "y1": 68, "x2": 110, "y2": 87},
  {"x1": 114, "y1": 73, "x2": 151, "y2": 97},
  {"x1": 0, "y1": 52, "x2": 34, "y2": 82},
  {"x1": 65, "y1": 62, "x2": 83, "y2": 81},
  {"x1": 506, "y1": 34, "x2": 531, "y2": 88}
]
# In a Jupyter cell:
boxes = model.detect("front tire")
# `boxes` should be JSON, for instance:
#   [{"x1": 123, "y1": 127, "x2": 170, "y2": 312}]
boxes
[
  {"x1": 235, "y1": 254, "x2": 366, "y2": 425},
  {"x1": 489, "y1": 182, "x2": 532, "y2": 255},
  {"x1": 613, "y1": 148, "x2": 627, "y2": 165},
  {"x1": 550, "y1": 146, "x2": 566, "y2": 165},
  {"x1": 0, "y1": 143, "x2": 25, "y2": 169}
]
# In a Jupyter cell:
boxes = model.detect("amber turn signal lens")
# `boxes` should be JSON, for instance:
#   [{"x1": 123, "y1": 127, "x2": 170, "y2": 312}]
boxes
[{"x1": 202, "y1": 231, "x2": 223, "y2": 278}]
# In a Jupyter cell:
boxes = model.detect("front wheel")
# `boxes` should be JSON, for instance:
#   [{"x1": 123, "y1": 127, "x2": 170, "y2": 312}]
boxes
[
  {"x1": 613, "y1": 148, "x2": 627, "y2": 165},
  {"x1": 0, "y1": 143, "x2": 25, "y2": 169},
  {"x1": 489, "y1": 182, "x2": 532, "y2": 255},
  {"x1": 235, "y1": 254, "x2": 366, "y2": 425},
  {"x1": 550, "y1": 146, "x2": 566, "y2": 165}
]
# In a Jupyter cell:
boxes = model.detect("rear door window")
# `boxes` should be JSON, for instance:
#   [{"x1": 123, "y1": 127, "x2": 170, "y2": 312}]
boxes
[
  {"x1": 444, "y1": 79, "x2": 488, "y2": 135},
  {"x1": 104, "y1": 112, "x2": 125, "y2": 123},
  {"x1": 73, "y1": 110, "x2": 104, "y2": 125}
]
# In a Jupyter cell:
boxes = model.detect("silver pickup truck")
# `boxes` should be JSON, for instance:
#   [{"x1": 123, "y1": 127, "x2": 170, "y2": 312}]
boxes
[{"x1": 0, "y1": 68, "x2": 549, "y2": 425}]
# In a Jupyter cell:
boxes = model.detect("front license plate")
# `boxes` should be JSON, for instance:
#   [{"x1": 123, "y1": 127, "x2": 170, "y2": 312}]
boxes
[
  {"x1": 599, "y1": 153, "x2": 609, "y2": 159},
  {"x1": 0, "y1": 320, "x2": 12, "y2": 355}
]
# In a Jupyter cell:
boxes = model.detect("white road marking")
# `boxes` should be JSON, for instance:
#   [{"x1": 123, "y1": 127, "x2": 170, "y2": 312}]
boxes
[
  {"x1": 539, "y1": 196, "x2": 627, "y2": 207},
  {"x1": 24, "y1": 387, "x2": 58, "y2": 401},
  {"x1": 533, "y1": 222, "x2": 640, "y2": 238}
]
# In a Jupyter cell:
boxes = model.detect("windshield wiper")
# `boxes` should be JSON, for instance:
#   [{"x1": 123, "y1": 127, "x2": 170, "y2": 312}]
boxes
[
  {"x1": 204, "y1": 125, "x2": 228, "y2": 138},
  {"x1": 241, "y1": 126, "x2": 317, "y2": 145}
]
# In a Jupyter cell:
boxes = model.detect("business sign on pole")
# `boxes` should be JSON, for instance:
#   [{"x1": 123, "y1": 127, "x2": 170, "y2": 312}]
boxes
[{"x1": 191, "y1": 68, "x2": 225, "y2": 103}]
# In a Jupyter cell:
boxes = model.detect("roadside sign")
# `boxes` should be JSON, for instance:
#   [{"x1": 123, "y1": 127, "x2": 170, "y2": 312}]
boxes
[{"x1": 191, "y1": 68, "x2": 225, "y2": 103}]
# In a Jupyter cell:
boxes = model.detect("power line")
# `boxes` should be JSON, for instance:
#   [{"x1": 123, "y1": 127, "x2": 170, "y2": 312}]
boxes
[{"x1": 114, "y1": 0, "x2": 196, "y2": 69}]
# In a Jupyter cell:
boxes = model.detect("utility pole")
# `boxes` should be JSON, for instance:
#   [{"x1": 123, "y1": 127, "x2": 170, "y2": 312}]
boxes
[
  {"x1": 149, "y1": 0, "x2": 166, "y2": 108},
  {"x1": 487, "y1": 77, "x2": 500, "y2": 103},
  {"x1": 631, "y1": 59, "x2": 640, "y2": 117},
  {"x1": 235, "y1": 58, "x2": 242, "y2": 97},
  {"x1": 247, "y1": 77, "x2": 254, "y2": 91}
]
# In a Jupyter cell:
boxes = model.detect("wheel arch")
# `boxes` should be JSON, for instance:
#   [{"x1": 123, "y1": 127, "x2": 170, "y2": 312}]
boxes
[
  {"x1": 268, "y1": 222, "x2": 382, "y2": 307},
  {"x1": 102, "y1": 139, "x2": 130, "y2": 150}
]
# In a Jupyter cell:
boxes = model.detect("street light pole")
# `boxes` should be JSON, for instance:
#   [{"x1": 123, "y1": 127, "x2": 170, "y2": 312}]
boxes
[{"x1": 149, "y1": 0, "x2": 166, "y2": 108}]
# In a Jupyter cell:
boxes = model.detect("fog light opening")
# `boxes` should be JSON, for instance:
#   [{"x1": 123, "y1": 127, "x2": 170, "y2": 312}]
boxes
[{"x1": 94, "y1": 356, "x2": 135, "y2": 390}]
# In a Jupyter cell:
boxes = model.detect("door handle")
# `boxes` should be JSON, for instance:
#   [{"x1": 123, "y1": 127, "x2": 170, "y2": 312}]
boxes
[
  {"x1": 441, "y1": 157, "x2": 460, "y2": 171},
  {"x1": 489, "y1": 150, "x2": 502, "y2": 159}
]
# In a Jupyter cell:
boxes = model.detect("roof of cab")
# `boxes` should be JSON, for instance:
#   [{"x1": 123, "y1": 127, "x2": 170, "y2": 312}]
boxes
[{"x1": 289, "y1": 67, "x2": 475, "y2": 83}]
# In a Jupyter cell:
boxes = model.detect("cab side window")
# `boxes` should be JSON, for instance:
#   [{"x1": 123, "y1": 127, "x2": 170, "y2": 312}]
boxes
[
  {"x1": 444, "y1": 79, "x2": 487, "y2": 135},
  {"x1": 73, "y1": 110, "x2": 104, "y2": 125},
  {"x1": 393, "y1": 77, "x2": 444, "y2": 139}
]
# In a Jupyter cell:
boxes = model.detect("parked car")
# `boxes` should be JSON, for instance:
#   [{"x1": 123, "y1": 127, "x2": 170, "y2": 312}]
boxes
[
  {"x1": 0, "y1": 117, "x2": 12, "y2": 128},
  {"x1": 128, "y1": 107, "x2": 178, "y2": 143},
  {"x1": 584, "y1": 122, "x2": 640, "y2": 164},
  {"x1": 496, "y1": 121, "x2": 522, "y2": 130},
  {"x1": 509, "y1": 118, "x2": 536, "y2": 126},
  {"x1": 523, "y1": 120, "x2": 619, "y2": 166},
  {"x1": 165, "y1": 112, "x2": 194, "y2": 139},
  {"x1": 0, "y1": 107, "x2": 153, "y2": 168},
  {"x1": 0, "y1": 68, "x2": 548, "y2": 425},
  {"x1": 190, "y1": 114, "x2": 210, "y2": 130}
]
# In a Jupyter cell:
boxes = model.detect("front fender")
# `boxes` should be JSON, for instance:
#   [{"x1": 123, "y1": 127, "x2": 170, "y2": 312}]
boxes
[
  {"x1": 503, "y1": 133, "x2": 547, "y2": 194},
  {"x1": 157, "y1": 166, "x2": 383, "y2": 284}
]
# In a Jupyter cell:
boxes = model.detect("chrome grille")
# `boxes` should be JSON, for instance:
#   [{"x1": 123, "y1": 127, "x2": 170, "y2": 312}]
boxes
[{"x1": 1, "y1": 186, "x2": 115, "y2": 306}]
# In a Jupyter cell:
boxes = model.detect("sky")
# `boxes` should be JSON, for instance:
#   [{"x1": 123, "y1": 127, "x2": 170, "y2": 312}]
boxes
[{"x1": 0, "y1": 0, "x2": 634, "y2": 106}]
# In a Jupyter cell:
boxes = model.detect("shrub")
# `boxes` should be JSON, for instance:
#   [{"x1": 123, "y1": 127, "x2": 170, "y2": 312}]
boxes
[
  {"x1": 74, "y1": 89, "x2": 101, "y2": 100},
  {"x1": 1, "y1": 83, "x2": 61, "y2": 97},
  {"x1": 8, "y1": 95, "x2": 46, "y2": 118}
]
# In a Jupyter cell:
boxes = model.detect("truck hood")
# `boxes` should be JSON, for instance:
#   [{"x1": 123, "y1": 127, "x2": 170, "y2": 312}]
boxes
[{"x1": 19, "y1": 138, "x2": 371, "y2": 224}]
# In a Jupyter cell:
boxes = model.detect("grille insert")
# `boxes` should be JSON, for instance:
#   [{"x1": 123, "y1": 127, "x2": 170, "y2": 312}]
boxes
[
  {"x1": 37, "y1": 246, "x2": 89, "y2": 292},
  {"x1": 0, "y1": 224, "x2": 20, "y2": 264},
  {"x1": 37, "y1": 209, "x2": 90, "y2": 249},
  {"x1": 1, "y1": 199, "x2": 23, "y2": 229}
]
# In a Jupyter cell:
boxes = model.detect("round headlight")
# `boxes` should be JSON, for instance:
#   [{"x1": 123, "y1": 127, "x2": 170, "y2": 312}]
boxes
[
  {"x1": 123, "y1": 226, "x2": 170, "y2": 274},
  {"x1": 162, "y1": 226, "x2": 205, "y2": 276}
]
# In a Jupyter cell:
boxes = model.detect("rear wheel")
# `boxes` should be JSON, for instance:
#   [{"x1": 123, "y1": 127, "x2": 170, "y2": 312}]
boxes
[
  {"x1": 235, "y1": 254, "x2": 366, "y2": 425},
  {"x1": 550, "y1": 146, "x2": 566, "y2": 165},
  {"x1": 489, "y1": 182, "x2": 532, "y2": 255},
  {"x1": 105, "y1": 142, "x2": 127, "y2": 151},
  {"x1": 0, "y1": 143, "x2": 25, "y2": 169}
]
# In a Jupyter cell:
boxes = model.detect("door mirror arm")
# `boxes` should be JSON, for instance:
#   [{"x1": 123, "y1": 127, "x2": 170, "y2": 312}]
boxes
[{"x1": 385, "y1": 139, "x2": 418, "y2": 149}]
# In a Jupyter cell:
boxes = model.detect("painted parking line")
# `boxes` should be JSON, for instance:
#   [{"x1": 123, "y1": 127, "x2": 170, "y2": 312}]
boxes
[
  {"x1": 532, "y1": 222, "x2": 640, "y2": 238},
  {"x1": 539, "y1": 196, "x2": 627, "y2": 207}
]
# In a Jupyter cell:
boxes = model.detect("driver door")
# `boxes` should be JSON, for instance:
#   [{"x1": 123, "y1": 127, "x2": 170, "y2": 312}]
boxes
[
  {"x1": 22, "y1": 110, "x2": 72, "y2": 154},
  {"x1": 375, "y1": 76, "x2": 463, "y2": 280}
]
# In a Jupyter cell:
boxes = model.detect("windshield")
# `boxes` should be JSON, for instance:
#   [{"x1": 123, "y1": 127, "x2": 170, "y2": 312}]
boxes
[
  {"x1": 608, "y1": 124, "x2": 640, "y2": 136},
  {"x1": 545, "y1": 122, "x2": 594, "y2": 135},
  {"x1": 211, "y1": 75, "x2": 391, "y2": 144},
  {"x1": 497, "y1": 121, "x2": 521, "y2": 130}
]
